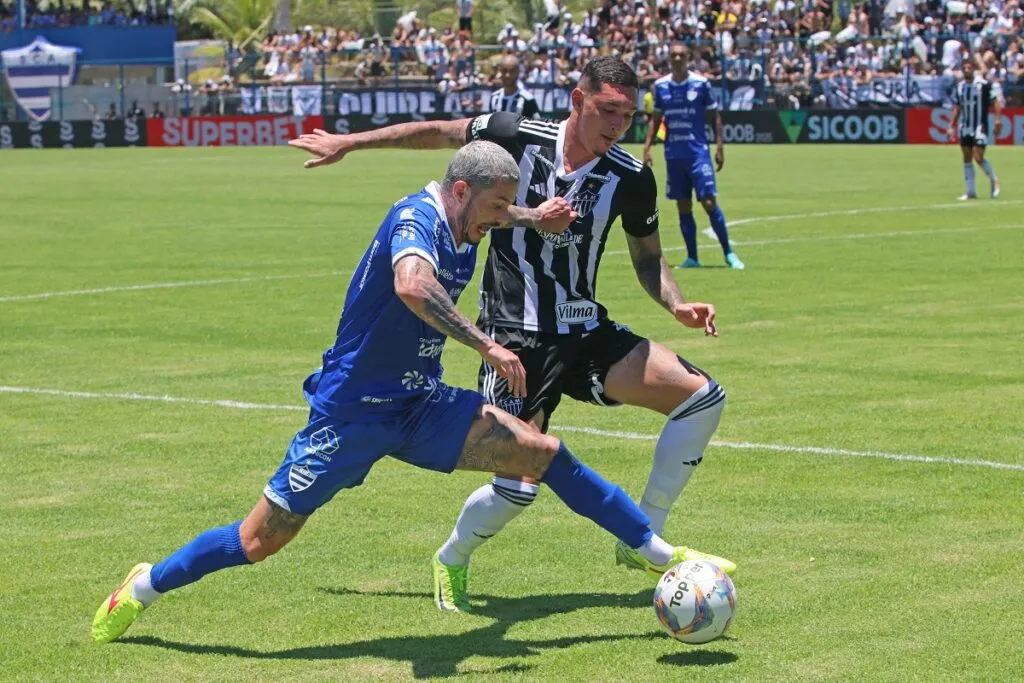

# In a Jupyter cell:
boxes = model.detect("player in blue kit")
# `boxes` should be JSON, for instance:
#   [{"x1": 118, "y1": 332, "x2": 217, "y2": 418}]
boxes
[
  {"x1": 644, "y1": 43, "x2": 744, "y2": 270},
  {"x1": 91, "y1": 142, "x2": 714, "y2": 641}
]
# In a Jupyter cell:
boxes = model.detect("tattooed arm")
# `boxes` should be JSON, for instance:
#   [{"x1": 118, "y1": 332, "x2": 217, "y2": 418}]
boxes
[
  {"x1": 499, "y1": 199, "x2": 577, "y2": 235},
  {"x1": 289, "y1": 119, "x2": 470, "y2": 168},
  {"x1": 394, "y1": 254, "x2": 527, "y2": 395},
  {"x1": 626, "y1": 231, "x2": 719, "y2": 336}
]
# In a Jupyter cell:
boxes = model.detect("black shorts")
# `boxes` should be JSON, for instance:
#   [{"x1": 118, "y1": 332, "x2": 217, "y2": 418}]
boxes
[
  {"x1": 478, "y1": 319, "x2": 645, "y2": 431},
  {"x1": 370, "y1": 62, "x2": 385, "y2": 77},
  {"x1": 459, "y1": 17, "x2": 472, "y2": 31},
  {"x1": 960, "y1": 131, "x2": 988, "y2": 148}
]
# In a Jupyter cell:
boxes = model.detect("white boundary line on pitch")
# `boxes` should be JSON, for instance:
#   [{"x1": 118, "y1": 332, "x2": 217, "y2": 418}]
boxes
[
  {"x1": 2, "y1": 384, "x2": 1022, "y2": 473},
  {"x1": 0, "y1": 271, "x2": 347, "y2": 303}
]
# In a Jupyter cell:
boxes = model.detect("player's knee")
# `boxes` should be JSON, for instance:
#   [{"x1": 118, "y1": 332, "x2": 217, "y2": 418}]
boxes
[
  {"x1": 515, "y1": 432, "x2": 560, "y2": 479},
  {"x1": 676, "y1": 199, "x2": 693, "y2": 214},
  {"x1": 241, "y1": 529, "x2": 297, "y2": 563},
  {"x1": 700, "y1": 197, "x2": 717, "y2": 213}
]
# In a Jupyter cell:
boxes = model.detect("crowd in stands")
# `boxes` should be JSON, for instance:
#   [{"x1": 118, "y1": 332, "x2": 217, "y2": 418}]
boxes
[
  {"x1": 231, "y1": 0, "x2": 1022, "y2": 108},
  {"x1": 0, "y1": 0, "x2": 172, "y2": 29}
]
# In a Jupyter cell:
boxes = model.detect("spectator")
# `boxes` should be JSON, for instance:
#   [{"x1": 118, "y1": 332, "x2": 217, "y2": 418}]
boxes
[
  {"x1": 457, "y1": 0, "x2": 474, "y2": 35},
  {"x1": 104, "y1": 102, "x2": 118, "y2": 120},
  {"x1": 127, "y1": 100, "x2": 146, "y2": 119}
]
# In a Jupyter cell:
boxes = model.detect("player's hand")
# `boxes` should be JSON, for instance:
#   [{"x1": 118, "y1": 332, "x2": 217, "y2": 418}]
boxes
[
  {"x1": 531, "y1": 197, "x2": 577, "y2": 235},
  {"x1": 643, "y1": 147, "x2": 654, "y2": 167},
  {"x1": 715, "y1": 146, "x2": 725, "y2": 172},
  {"x1": 993, "y1": 120, "x2": 1004, "y2": 138},
  {"x1": 480, "y1": 342, "x2": 527, "y2": 398},
  {"x1": 288, "y1": 129, "x2": 352, "y2": 168},
  {"x1": 673, "y1": 302, "x2": 718, "y2": 337},
  {"x1": 946, "y1": 126, "x2": 956, "y2": 142}
]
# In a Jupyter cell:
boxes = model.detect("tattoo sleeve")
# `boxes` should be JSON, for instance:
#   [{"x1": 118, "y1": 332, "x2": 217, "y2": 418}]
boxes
[
  {"x1": 394, "y1": 255, "x2": 491, "y2": 350},
  {"x1": 352, "y1": 119, "x2": 468, "y2": 151},
  {"x1": 626, "y1": 232, "x2": 687, "y2": 312},
  {"x1": 500, "y1": 205, "x2": 542, "y2": 230}
]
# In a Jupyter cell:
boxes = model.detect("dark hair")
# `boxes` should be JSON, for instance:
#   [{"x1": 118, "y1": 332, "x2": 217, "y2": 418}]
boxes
[{"x1": 579, "y1": 56, "x2": 638, "y2": 92}]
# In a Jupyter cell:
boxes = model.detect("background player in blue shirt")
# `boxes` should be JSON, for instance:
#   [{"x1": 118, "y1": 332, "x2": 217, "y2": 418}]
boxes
[
  {"x1": 644, "y1": 43, "x2": 745, "y2": 270},
  {"x1": 92, "y1": 142, "x2": 713, "y2": 640}
]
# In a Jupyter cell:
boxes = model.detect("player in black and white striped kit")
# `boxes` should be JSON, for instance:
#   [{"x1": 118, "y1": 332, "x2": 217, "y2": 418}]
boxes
[
  {"x1": 489, "y1": 54, "x2": 541, "y2": 120},
  {"x1": 947, "y1": 58, "x2": 1004, "y2": 199},
  {"x1": 291, "y1": 57, "x2": 736, "y2": 609}
]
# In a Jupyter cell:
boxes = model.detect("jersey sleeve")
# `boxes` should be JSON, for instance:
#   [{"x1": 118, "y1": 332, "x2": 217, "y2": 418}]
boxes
[
  {"x1": 620, "y1": 164, "x2": 660, "y2": 238},
  {"x1": 704, "y1": 82, "x2": 719, "y2": 111},
  {"x1": 390, "y1": 204, "x2": 439, "y2": 273},
  {"x1": 465, "y1": 111, "x2": 524, "y2": 146}
]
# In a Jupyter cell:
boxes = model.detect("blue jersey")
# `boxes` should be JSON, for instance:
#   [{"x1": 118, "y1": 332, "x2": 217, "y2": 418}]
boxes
[
  {"x1": 652, "y1": 72, "x2": 717, "y2": 160},
  {"x1": 306, "y1": 182, "x2": 477, "y2": 419}
]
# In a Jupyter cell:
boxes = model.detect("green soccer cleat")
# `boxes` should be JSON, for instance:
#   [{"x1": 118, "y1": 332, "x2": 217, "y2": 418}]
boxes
[
  {"x1": 91, "y1": 562, "x2": 152, "y2": 643},
  {"x1": 681, "y1": 257, "x2": 701, "y2": 268},
  {"x1": 615, "y1": 540, "x2": 736, "y2": 578},
  {"x1": 432, "y1": 552, "x2": 471, "y2": 613},
  {"x1": 725, "y1": 252, "x2": 745, "y2": 270}
]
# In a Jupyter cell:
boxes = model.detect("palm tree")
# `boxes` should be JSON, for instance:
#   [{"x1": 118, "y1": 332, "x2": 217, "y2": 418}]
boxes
[{"x1": 176, "y1": 0, "x2": 276, "y2": 52}]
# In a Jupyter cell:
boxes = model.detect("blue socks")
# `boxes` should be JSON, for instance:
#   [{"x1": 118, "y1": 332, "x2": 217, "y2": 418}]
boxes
[
  {"x1": 540, "y1": 443, "x2": 653, "y2": 549},
  {"x1": 708, "y1": 205, "x2": 733, "y2": 256},
  {"x1": 150, "y1": 520, "x2": 251, "y2": 593},
  {"x1": 679, "y1": 212, "x2": 699, "y2": 261}
]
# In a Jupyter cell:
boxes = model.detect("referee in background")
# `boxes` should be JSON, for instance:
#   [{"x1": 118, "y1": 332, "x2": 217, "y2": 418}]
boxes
[{"x1": 489, "y1": 55, "x2": 541, "y2": 119}]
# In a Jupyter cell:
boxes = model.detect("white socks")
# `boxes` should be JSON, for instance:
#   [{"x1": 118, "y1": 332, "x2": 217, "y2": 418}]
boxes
[
  {"x1": 964, "y1": 163, "x2": 976, "y2": 196},
  {"x1": 980, "y1": 159, "x2": 997, "y2": 184},
  {"x1": 639, "y1": 381, "x2": 726, "y2": 536},
  {"x1": 437, "y1": 477, "x2": 539, "y2": 566},
  {"x1": 130, "y1": 568, "x2": 162, "y2": 608},
  {"x1": 638, "y1": 533, "x2": 675, "y2": 566}
]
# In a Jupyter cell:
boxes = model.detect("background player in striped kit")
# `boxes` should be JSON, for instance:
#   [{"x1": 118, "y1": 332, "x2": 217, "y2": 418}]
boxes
[
  {"x1": 947, "y1": 57, "x2": 1005, "y2": 200},
  {"x1": 490, "y1": 54, "x2": 541, "y2": 120},
  {"x1": 291, "y1": 57, "x2": 736, "y2": 611}
]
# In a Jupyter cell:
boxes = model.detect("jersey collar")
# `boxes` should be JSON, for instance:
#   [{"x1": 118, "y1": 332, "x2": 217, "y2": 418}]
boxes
[{"x1": 424, "y1": 181, "x2": 472, "y2": 253}]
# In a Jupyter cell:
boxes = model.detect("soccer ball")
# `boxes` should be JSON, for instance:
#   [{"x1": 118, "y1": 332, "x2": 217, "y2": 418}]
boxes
[{"x1": 653, "y1": 560, "x2": 737, "y2": 644}]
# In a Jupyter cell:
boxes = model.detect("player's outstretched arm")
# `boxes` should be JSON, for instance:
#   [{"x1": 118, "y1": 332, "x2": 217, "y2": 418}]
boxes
[
  {"x1": 947, "y1": 104, "x2": 960, "y2": 141},
  {"x1": 288, "y1": 120, "x2": 471, "y2": 169},
  {"x1": 625, "y1": 231, "x2": 718, "y2": 337},
  {"x1": 503, "y1": 198, "x2": 576, "y2": 234},
  {"x1": 394, "y1": 254, "x2": 526, "y2": 396}
]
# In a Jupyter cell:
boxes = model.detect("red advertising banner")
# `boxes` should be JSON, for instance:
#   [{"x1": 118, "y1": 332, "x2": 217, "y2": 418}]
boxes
[
  {"x1": 906, "y1": 107, "x2": 1024, "y2": 145},
  {"x1": 146, "y1": 115, "x2": 325, "y2": 147}
]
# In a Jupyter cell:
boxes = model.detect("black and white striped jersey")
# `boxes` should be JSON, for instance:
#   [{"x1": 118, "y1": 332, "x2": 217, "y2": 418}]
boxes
[
  {"x1": 488, "y1": 86, "x2": 541, "y2": 120},
  {"x1": 953, "y1": 76, "x2": 1001, "y2": 138},
  {"x1": 465, "y1": 112, "x2": 660, "y2": 335}
]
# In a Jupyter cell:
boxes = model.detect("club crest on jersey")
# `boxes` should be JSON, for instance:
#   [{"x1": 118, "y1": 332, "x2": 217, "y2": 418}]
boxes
[
  {"x1": 288, "y1": 461, "x2": 318, "y2": 492},
  {"x1": 499, "y1": 396, "x2": 524, "y2": 416},
  {"x1": 571, "y1": 177, "x2": 606, "y2": 219},
  {"x1": 687, "y1": 89, "x2": 698, "y2": 101}
]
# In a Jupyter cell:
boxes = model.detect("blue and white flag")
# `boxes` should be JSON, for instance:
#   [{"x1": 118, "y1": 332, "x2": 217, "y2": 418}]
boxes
[
  {"x1": 1, "y1": 36, "x2": 80, "y2": 122},
  {"x1": 266, "y1": 87, "x2": 290, "y2": 114},
  {"x1": 292, "y1": 85, "x2": 322, "y2": 116}
]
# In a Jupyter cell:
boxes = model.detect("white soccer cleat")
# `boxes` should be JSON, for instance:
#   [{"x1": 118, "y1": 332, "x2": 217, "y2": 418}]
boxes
[
  {"x1": 957, "y1": 194, "x2": 977, "y2": 201},
  {"x1": 992, "y1": 180, "x2": 1000, "y2": 199}
]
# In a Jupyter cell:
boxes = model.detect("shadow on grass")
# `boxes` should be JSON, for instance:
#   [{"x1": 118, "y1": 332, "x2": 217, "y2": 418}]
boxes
[
  {"x1": 122, "y1": 588, "x2": 690, "y2": 678},
  {"x1": 658, "y1": 650, "x2": 739, "y2": 667}
]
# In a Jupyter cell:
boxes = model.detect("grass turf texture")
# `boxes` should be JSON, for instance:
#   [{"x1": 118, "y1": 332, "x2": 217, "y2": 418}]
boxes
[{"x1": 1, "y1": 144, "x2": 1023, "y2": 682}]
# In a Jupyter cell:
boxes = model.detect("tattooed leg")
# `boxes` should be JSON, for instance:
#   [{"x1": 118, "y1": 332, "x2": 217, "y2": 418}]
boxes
[
  {"x1": 455, "y1": 404, "x2": 558, "y2": 479},
  {"x1": 239, "y1": 496, "x2": 309, "y2": 562}
]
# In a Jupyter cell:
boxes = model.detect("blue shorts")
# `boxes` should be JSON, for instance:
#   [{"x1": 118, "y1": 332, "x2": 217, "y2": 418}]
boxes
[
  {"x1": 665, "y1": 155, "x2": 717, "y2": 201},
  {"x1": 264, "y1": 383, "x2": 483, "y2": 515}
]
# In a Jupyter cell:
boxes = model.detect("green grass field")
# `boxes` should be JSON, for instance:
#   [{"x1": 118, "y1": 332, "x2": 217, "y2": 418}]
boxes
[{"x1": 2, "y1": 143, "x2": 1023, "y2": 682}]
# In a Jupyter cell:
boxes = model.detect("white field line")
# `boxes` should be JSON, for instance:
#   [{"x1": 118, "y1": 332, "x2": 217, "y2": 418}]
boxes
[
  {"x1": 0, "y1": 271, "x2": 346, "y2": 303},
  {"x1": 605, "y1": 214, "x2": 1023, "y2": 257},
  {"x1": 2, "y1": 384, "x2": 1021, "y2": 473}
]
